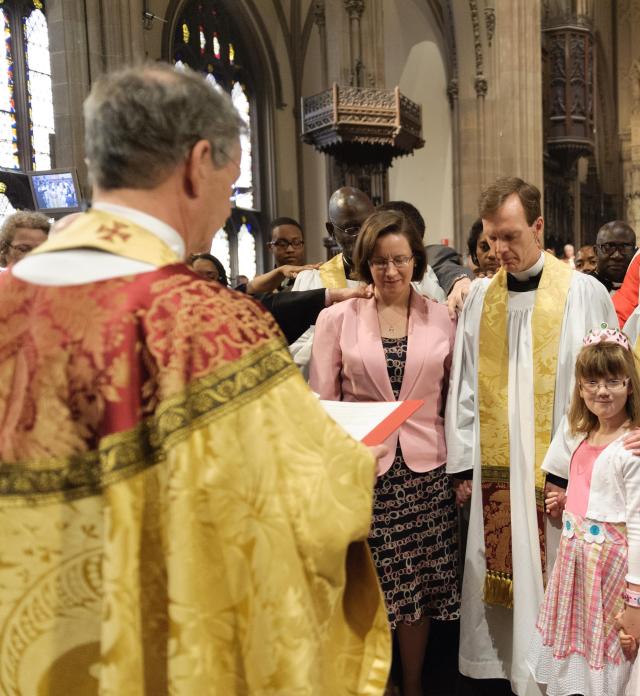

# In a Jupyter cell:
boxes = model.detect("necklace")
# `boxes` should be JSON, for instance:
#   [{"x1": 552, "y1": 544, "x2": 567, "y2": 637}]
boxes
[{"x1": 378, "y1": 303, "x2": 408, "y2": 337}]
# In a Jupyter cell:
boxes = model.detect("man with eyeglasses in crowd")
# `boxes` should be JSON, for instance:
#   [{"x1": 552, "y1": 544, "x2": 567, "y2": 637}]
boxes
[
  {"x1": 587, "y1": 220, "x2": 637, "y2": 296},
  {"x1": 0, "y1": 210, "x2": 50, "y2": 270},
  {"x1": 245, "y1": 216, "x2": 318, "y2": 294},
  {"x1": 289, "y1": 187, "x2": 376, "y2": 374},
  {"x1": 269, "y1": 217, "x2": 305, "y2": 268}
]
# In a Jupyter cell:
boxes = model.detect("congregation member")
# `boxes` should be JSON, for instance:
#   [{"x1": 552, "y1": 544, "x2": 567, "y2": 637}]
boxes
[
  {"x1": 446, "y1": 176, "x2": 616, "y2": 695},
  {"x1": 589, "y1": 220, "x2": 637, "y2": 295},
  {"x1": 563, "y1": 242, "x2": 576, "y2": 268},
  {"x1": 376, "y1": 201, "x2": 475, "y2": 312},
  {"x1": 376, "y1": 200, "x2": 447, "y2": 302},
  {"x1": 245, "y1": 216, "x2": 319, "y2": 294},
  {"x1": 289, "y1": 187, "x2": 376, "y2": 374},
  {"x1": 0, "y1": 63, "x2": 391, "y2": 694},
  {"x1": 574, "y1": 243, "x2": 597, "y2": 273},
  {"x1": 0, "y1": 210, "x2": 50, "y2": 267},
  {"x1": 291, "y1": 190, "x2": 463, "y2": 374},
  {"x1": 187, "y1": 251, "x2": 229, "y2": 285},
  {"x1": 310, "y1": 210, "x2": 459, "y2": 696},
  {"x1": 294, "y1": 186, "x2": 375, "y2": 292},
  {"x1": 267, "y1": 216, "x2": 305, "y2": 267},
  {"x1": 467, "y1": 217, "x2": 499, "y2": 276},
  {"x1": 527, "y1": 327, "x2": 640, "y2": 695}
]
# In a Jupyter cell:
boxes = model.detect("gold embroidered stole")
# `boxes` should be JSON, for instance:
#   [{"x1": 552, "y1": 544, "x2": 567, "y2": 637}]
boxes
[
  {"x1": 478, "y1": 252, "x2": 572, "y2": 608},
  {"x1": 318, "y1": 253, "x2": 348, "y2": 289},
  {"x1": 30, "y1": 209, "x2": 181, "y2": 266}
]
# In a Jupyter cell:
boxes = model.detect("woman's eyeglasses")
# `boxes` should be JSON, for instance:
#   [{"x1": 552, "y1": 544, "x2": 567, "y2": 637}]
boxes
[
  {"x1": 9, "y1": 243, "x2": 37, "y2": 254},
  {"x1": 369, "y1": 255, "x2": 414, "y2": 269},
  {"x1": 580, "y1": 378, "x2": 629, "y2": 393}
]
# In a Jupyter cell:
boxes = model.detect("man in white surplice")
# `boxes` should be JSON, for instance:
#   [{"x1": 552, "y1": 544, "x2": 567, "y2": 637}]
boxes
[{"x1": 446, "y1": 177, "x2": 616, "y2": 696}]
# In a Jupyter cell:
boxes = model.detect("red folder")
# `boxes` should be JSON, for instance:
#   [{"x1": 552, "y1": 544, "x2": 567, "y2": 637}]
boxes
[{"x1": 361, "y1": 399, "x2": 424, "y2": 446}]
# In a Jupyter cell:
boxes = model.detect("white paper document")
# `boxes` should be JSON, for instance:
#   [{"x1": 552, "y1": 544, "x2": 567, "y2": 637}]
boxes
[{"x1": 319, "y1": 399, "x2": 423, "y2": 445}]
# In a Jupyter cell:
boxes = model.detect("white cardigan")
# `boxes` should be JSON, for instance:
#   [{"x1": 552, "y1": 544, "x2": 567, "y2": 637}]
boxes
[{"x1": 543, "y1": 417, "x2": 640, "y2": 583}]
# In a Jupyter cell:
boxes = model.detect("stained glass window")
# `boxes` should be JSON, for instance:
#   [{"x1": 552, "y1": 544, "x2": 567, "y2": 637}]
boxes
[
  {"x1": 237, "y1": 220, "x2": 256, "y2": 279},
  {"x1": 231, "y1": 81, "x2": 252, "y2": 209},
  {"x1": 211, "y1": 227, "x2": 231, "y2": 278},
  {"x1": 0, "y1": 2, "x2": 54, "y2": 173},
  {"x1": 0, "y1": 10, "x2": 17, "y2": 169},
  {"x1": 173, "y1": 0, "x2": 263, "y2": 280},
  {"x1": 24, "y1": 8, "x2": 53, "y2": 169},
  {"x1": 205, "y1": 71, "x2": 222, "y2": 93}
]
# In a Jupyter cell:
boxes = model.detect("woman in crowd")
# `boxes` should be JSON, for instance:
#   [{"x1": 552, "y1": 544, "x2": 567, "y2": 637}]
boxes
[
  {"x1": 0, "y1": 210, "x2": 50, "y2": 268},
  {"x1": 309, "y1": 210, "x2": 460, "y2": 696},
  {"x1": 187, "y1": 252, "x2": 228, "y2": 286}
]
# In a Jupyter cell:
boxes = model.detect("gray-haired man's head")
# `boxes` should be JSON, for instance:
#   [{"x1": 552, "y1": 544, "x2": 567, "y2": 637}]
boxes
[{"x1": 83, "y1": 63, "x2": 244, "y2": 191}]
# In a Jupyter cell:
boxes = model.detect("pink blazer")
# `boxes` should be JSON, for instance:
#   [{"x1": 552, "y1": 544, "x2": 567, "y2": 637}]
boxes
[{"x1": 309, "y1": 289, "x2": 456, "y2": 475}]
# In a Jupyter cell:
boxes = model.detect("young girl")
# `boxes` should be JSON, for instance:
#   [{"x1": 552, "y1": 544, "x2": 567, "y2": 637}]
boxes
[{"x1": 527, "y1": 324, "x2": 640, "y2": 696}]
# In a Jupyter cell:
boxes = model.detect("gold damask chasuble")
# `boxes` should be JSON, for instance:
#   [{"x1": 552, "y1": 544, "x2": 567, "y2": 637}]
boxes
[
  {"x1": 318, "y1": 253, "x2": 349, "y2": 288},
  {"x1": 0, "y1": 212, "x2": 390, "y2": 695},
  {"x1": 478, "y1": 252, "x2": 572, "y2": 608}
]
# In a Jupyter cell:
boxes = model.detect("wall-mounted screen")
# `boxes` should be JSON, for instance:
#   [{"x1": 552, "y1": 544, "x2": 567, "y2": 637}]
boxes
[{"x1": 28, "y1": 169, "x2": 82, "y2": 216}]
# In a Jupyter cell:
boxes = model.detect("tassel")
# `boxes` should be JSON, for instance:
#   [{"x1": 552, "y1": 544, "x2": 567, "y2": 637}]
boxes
[{"x1": 483, "y1": 570, "x2": 513, "y2": 609}]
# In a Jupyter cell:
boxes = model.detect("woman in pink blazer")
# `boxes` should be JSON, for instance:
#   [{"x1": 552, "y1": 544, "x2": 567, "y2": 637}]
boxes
[{"x1": 309, "y1": 209, "x2": 460, "y2": 696}]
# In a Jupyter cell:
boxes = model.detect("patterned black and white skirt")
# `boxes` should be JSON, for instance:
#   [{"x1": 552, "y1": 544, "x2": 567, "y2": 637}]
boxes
[{"x1": 368, "y1": 449, "x2": 461, "y2": 629}]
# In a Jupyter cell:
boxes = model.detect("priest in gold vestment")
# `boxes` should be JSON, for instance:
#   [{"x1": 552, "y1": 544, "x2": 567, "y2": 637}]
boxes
[{"x1": 0, "y1": 64, "x2": 390, "y2": 695}]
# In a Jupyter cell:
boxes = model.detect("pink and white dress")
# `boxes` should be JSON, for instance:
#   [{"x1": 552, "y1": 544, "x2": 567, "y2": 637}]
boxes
[{"x1": 527, "y1": 428, "x2": 640, "y2": 696}]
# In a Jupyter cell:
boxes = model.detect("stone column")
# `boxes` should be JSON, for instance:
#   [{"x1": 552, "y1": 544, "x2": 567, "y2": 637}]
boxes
[
  {"x1": 486, "y1": 0, "x2": 543, "y2": 184},
  {"x1": 452, "y1": 0, "x2": 543, "y2": 249},
  {"x1": 48, "y1": 0, "x2": 145, "y2": 192},
  {"x1": 626, "y1": 60, "x2": 640, "y2": 233},
  {"x1": 344, "y1": 0, "x2": 365, "y2": 86},
  {"x1": 313, "y1": 1, "x2": 329, "y2": 88}
]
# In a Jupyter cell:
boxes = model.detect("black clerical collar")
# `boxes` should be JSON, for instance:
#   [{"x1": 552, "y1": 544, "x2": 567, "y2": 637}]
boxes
[{"x1": 507, "y1": 270, "x2": 543, "y2": 292}]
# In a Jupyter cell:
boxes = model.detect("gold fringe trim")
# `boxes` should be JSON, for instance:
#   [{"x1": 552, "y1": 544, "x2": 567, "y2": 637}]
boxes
[{"x1": 483, "y1": 570, "x2": 513, "y2": 609}]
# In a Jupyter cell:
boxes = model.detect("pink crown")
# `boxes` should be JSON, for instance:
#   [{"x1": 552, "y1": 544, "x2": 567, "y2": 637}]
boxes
[{"x1": 583, "y1": 323, "x2": 631, "y2": 350}]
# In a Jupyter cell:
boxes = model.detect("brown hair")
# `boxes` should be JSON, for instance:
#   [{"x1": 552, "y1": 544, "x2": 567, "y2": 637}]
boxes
[
  {"x1": 567, "y1": 341, "x2": 640, "y2": 435},
  {"x1": 0, "y1": 210, "x2": 50, "y2": 267},
  {"x1": 478, "y1": 176, "x2": 541, "y2": 226},
  {"x1": 353, "y1": 209, "x2": 427, "y2": 285}
]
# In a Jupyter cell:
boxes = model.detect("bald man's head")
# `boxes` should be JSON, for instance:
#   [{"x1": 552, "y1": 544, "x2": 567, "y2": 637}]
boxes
[{"x1": 326, "y1": 186, "x2": 374, "y2": 264}]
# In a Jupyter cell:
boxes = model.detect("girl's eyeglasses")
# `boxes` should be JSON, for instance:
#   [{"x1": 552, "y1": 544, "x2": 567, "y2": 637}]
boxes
[{"x1": 580, "y1": 378, "x2": 629, "y2": 393}]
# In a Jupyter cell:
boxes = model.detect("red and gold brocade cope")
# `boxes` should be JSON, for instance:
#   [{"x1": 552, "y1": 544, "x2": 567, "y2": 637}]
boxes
[{"x1": 0, "y1": 265, "x2": 390, "y2": 695}]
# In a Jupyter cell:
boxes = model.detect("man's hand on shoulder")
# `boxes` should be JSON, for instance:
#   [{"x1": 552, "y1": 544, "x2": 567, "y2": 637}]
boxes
[
  {"x1": 623, "y1": 428, "x2": 640, "y2": 455},
  {"x1": 447, "y1": 276, "x2": 472, "y2": 319},
  {"x1": 328, "y1": 285, "x2": 373, "y2": 305},
  {"x1": 280, "y1": 263, "x2": 320, "y2": 278}
]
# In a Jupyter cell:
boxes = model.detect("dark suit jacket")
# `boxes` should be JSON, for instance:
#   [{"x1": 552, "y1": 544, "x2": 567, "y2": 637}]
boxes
[
  {"x1": 426, "y1": 244, "x2": 473, "y2": 295},
  {"x1": 256, "y1": 289, "x2": 326, "y2": 345}
]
